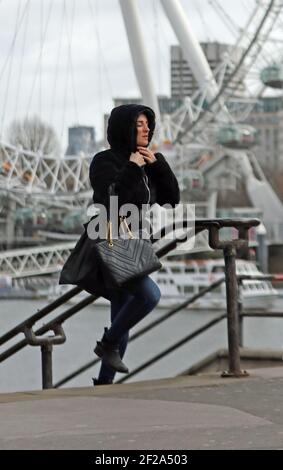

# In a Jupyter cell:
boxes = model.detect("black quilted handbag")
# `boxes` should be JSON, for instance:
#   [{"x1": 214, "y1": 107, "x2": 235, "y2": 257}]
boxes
[{"x1": 93, "y1": 215, "x2": 162, "y2": 289}]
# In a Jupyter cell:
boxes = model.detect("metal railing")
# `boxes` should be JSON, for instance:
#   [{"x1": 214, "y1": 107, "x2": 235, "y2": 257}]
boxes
[
  {"x1": 0, "y1": 217, "x2": 260, "y2": 389},
  {"x1": 118, "y1": 273, "x2": 283, "y2": 383},
  {"x1": 50, "y1": 273, "x2": 283, "y2": 385},
  {"x1": 237, "y1": 274, "x2": 283, "y2": 348},
  {"x1": 54, "y1": 276, "x2": 227, "y2": 388}
]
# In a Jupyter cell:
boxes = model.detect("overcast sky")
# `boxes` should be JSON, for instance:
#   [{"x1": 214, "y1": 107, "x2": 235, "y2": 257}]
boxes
[{"x1": 0, "y1": 0, "x2": 258, "y2": 150}]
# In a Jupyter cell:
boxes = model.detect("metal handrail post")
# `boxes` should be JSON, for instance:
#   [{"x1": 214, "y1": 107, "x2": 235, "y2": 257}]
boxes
[
  {"x1": 41, "y1": 344, "x2": 53, "y2": 389},
  {"x1": 222, "y1": 244, "x2": 245, "y2": 375},
  {"x1": 24, "y1": 323, "x2": 66, "y2": 389},
  {"x1": 208, "y1": 221, "x2": 260, "y2": 377}
]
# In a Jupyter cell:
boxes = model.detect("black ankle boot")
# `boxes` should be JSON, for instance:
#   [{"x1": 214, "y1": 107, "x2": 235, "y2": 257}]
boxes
[
  {"x1": 92, "y1": 377, "x2": 113, "y2": 386},
  {"x1": 94, "y1": 330, "x2": 129, "y2": 374}
]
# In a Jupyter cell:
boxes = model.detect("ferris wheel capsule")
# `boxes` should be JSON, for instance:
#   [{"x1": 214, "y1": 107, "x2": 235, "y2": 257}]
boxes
[
  {"x1": 14, "y1": 207, "x2": 34, "y2": 223},
  {"x1": 62, "y1": 209, "x2": 85, "y2": 232},
  {"x1": 260, "y1": 64, "x2": 283, "y2": 89},
  {"x1": 217, "y1": 125, "x2": 258, "y2": 150}
]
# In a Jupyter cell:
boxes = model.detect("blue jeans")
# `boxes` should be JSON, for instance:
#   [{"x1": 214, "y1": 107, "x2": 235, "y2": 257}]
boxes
[{"x1": 98, "y1": 275, "x2": 161, "y2": 383}]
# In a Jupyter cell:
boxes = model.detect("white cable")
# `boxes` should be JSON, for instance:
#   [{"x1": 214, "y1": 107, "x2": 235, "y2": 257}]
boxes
[
  {"x1": 49, "y1": 0, "x2": 65, "y2": 124},
  {"x1": 14, "y1": 0, "x2": 30, "y2": 119},
  {"x1": 39, "y1": 0, "x2": 44, "y2": 117},
  {"x1": 194, "y1": 0, "x2": 213, "y2": 42},
  {"x1": 88, "y1": 0, "x2": 114, "y2": 137},
  {"x1": 0, "y1": 0, "x2": 30, "y2": 82},
  {"x1": 88, "y1": 0, "x2": 114, "y2": 95},
  {"x1": 135, "y1": 0, "x2": 169, "y2": 78},
  {"x1": 208, "y1": 0, "x2": 239, "y2": 38},
  {"x1": 153, "y1": 0, "x2": 161, "y2": 92},
  {"x1": 25, "y1": 0, "x2": 54, "y2": 117},
  {"x1": 65, "y1": 0, "x2": 79, "y2": 125},
  {"x1": 61, "y1": 0, "x2": 78, "y2": 139},
  {"x1": 1, "y1": 0, "x2": 21, "y2": 135}
]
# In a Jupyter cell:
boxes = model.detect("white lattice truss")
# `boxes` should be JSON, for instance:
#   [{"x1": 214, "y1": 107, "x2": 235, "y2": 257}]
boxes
[
  {"x1": 0, "y1": 242, "x2": 74, "y2": 278},
  {"x1": 0, "y1": 141, "x2": 92, "y2": 206}
]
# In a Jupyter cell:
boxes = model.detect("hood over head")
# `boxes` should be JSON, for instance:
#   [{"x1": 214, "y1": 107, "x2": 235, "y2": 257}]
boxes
[{"x1": 107, "y1": 104, "x2": 155, "y2": 154}]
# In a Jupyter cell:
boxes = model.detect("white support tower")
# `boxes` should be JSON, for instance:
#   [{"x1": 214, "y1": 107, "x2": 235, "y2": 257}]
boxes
[
  {"x1": 160, "y1": 0, "x2": 228, "y2": 118},
  {"x1": 119, "y1": 0, "x2": 162, "y2": 133}
]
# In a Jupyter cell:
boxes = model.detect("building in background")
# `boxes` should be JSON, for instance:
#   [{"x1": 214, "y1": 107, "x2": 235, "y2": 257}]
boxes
[
  {"x1": 170, "y1": 42, "x2": 245, "y2": 98},
  {"x1": 66, "y1": 126, "x2": 96, "y2": 156},
  {"x1": 247, "y1": 96, "x2": 283, "y2": 171}
]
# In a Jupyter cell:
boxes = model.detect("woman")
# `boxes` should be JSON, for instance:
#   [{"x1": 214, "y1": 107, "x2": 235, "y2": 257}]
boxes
[{"x1": 84, "y1": 104, "x2": 180, "y2": 385}]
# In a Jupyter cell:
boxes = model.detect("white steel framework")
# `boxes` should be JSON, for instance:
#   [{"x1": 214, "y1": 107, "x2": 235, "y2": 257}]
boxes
[{"x1": 0, "y1": 242, "x2": 73, "y2": 278}]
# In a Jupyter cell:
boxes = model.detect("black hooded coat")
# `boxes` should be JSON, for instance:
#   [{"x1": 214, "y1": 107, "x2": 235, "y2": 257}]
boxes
[
  {"x1": 59, "y1": 104, "x2": 180, "y2": 296},
  {"x1": 90, "y1": 104, "x2": 179, "y2": 212}
]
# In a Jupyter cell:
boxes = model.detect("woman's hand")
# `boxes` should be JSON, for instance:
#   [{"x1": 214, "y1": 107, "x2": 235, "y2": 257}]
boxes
[
  {"x1": 129, "y1": 151, "x2": 146, "y2": 167},
  {"x1": 137, "y1": 146, "x2": 157, "y2": 164}
]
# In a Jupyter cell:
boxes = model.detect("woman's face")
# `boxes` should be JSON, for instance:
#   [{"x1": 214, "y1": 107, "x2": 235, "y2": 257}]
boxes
[{"x1": 136, "y1": 114, "x2": 150, "y2": 147}]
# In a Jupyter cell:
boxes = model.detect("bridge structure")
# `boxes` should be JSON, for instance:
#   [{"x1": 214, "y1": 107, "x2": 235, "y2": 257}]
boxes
[{"x1": 0, "y1": 242, "x2": 72, "y2": 279}]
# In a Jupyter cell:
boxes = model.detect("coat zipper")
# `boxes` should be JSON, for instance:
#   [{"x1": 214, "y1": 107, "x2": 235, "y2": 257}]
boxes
[
  {"x1": 143, "y1": 173, "x2": 150, "y2": 207},
  {"x1": 141, "y1": 173, "x2": 151, "y2": 236}
]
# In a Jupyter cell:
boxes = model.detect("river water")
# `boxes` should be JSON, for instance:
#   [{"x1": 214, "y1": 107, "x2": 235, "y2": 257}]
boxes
[{"x1": 1, "y1": 297, "x2": 283, "y2": 393}]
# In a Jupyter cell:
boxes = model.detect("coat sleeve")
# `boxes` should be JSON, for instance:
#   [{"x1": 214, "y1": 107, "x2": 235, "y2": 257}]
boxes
[
  {"x1": 145, "y1": 152, "x2": 180, "y2": 206},
  {"x1": 89, "y1": 151, "x2": 148, "y2": 207}
]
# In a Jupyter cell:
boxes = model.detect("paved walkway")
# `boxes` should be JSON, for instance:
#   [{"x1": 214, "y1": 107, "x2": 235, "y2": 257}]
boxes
[{"x1": 0, "y1": 367, "x2": 282, "y2": 449}]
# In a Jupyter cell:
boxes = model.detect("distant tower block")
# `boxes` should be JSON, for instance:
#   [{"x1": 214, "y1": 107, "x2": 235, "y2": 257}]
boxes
[
  {"x1": 170, "y1": 43, "x2": 245, "y2": 99},
  {"x1": 66, "y1": 126, "x2": 96, "y2": 156}
]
